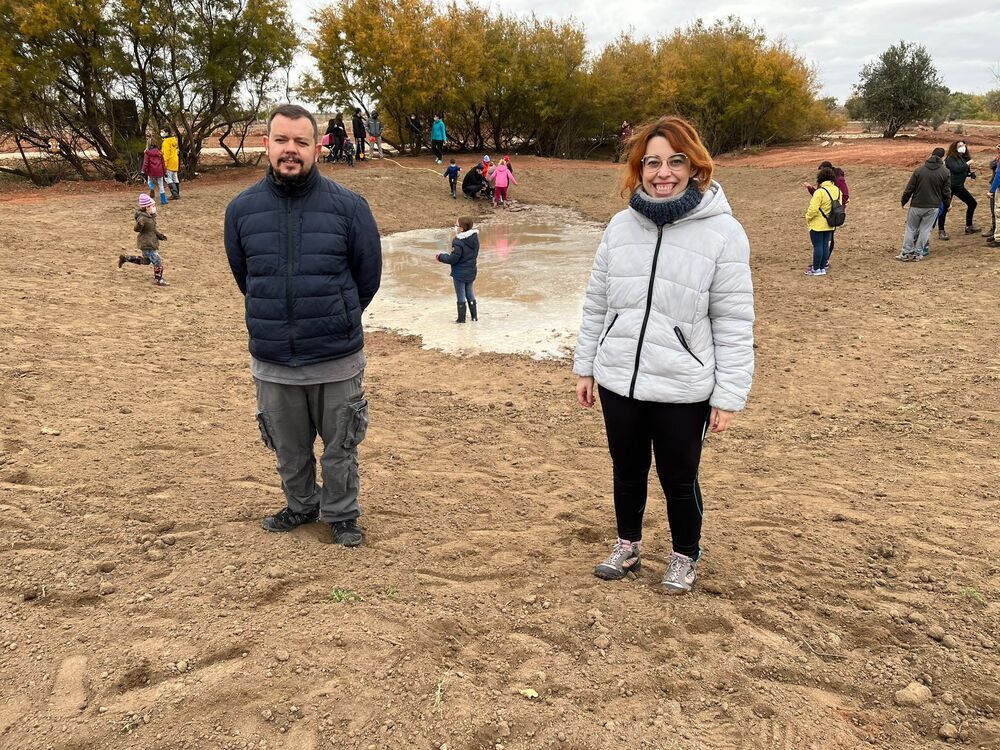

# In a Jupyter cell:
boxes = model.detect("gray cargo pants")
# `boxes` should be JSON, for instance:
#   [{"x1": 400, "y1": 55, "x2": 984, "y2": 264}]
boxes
[
  {"x1": 902, "y1": 206, "x2": 939, "y2": 254},
  {"x1": 254, "y1": 372, "x2": 368, "y2": 523}
]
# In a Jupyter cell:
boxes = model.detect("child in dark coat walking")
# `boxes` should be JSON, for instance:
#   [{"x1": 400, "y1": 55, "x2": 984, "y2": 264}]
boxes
[
  {"x1": 436, "y1": 216, "x2": 479, "y2": 322},
  {"x1": 443, "y1": 159, "x2": 461, "y2": 198},
  {"x1": 118, "y1": 193, "x2": 169, "y2": 286}
]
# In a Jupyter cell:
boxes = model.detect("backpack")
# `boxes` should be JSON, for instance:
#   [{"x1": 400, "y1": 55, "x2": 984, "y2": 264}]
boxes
[{"x1": 819, "y1": 186, "x2": 846, "y2": 228}]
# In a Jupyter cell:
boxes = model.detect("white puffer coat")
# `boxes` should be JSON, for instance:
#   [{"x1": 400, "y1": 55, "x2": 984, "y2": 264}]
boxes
[{"x1": 573, "y1": 182, "x2": 755, "y2": 411}]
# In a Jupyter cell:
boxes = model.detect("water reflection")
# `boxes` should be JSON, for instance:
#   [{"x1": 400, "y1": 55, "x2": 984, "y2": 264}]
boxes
[{"x1": 364, "y1": 205, "x2": 606, "y2": 358}]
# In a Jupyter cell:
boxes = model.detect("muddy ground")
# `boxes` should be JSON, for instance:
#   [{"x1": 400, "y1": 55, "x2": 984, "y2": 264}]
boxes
[{"x1": 1, "y1": 142, "x2": 999, "y2": 750}]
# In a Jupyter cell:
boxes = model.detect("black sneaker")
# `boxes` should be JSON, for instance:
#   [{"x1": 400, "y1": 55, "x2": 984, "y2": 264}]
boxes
[
  {"x1": 331, "y1": 519, "x2": 363, "y2": 547},
  {"x1": 261, "y1": 506, "x2": 318, "y2": 532}
]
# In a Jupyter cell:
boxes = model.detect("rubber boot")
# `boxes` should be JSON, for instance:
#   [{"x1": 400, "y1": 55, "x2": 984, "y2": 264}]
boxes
[
  {"x1": 119, "y1": 254, "x2": 144, "y2": 268},
  {"x1": 153, "y1": 265, "x2": 169, "y2": 286},
  {"x1": 455, "y1": 301, "x2": 467, "y2": 323},
  {"x1": 174, "y1": 182, "x2": 180, "y2": 199},
  {"x1": 168, "y1": 183, "x2": 179, "y2": 200},
  {"x1": 148, "y1": 188, "x2": 155, "y2": 199},
  {"x1": 468, "y1": 300, "x2": 478, "y2": 321},
  {"x1": 160, "y1": 193, "x2": 167, "y2": 205}
]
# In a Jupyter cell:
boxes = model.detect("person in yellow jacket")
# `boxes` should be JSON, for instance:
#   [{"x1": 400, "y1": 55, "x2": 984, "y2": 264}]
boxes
[
  {"x1": 804, "y1": 165, "x2": 841, "y2": 276},
  {"x1": 159, "y1": 127, "x2": 181, "y2": 200}
]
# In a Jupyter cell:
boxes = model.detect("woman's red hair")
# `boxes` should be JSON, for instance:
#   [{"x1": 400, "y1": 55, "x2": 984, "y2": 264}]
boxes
[{"x1": 619, "y1": 116, "x2": 714, "y2": 198}]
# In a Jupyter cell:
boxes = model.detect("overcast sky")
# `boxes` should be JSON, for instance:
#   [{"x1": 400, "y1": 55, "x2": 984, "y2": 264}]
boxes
[{"x1": 288, "y1": 0, "x2": 1000, "y2": 103}]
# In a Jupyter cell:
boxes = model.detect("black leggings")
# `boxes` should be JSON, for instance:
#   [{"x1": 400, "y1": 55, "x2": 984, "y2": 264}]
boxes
[
  {"x1": 939, "y1": 185, "x2": 977, "y2": 230},
  {"x1": 599, "y1": 386, "x2": 710, "y2": 556}
]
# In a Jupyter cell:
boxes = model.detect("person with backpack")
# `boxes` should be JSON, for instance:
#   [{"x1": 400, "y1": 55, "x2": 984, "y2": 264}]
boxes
[
  {"x1": 939, "y1": 140, "x2": 979, "y2": 239},
  {"x1": 802, "y1": 161, "x2": 849, "y2": 267},
  {"x1": 804, "y1": 165, "x2": 844, "y2": 276},
  {"x1": 897, "y1": 148, "x2": 951, "y2": 262},
  {"x1": 142, "y1": 139, "x2": 168, "y2": 206}
]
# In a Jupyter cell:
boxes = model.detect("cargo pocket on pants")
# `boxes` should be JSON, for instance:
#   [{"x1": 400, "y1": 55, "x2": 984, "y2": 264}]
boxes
[
  {"x1": 342, "y1": 398, "x2": 369, "y2": 449},
  {"x1": 256, "y1": 410, "x2": 276, "y2": 451}
]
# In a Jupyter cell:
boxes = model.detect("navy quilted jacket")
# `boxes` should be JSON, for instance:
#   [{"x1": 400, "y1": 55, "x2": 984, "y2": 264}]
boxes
[{"x1": 224, "y1": 166, "x2": 382, "y2": 365}]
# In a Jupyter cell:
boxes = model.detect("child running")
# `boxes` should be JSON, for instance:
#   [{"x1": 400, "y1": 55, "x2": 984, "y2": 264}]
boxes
[
  {"x1": 435, "y1": 216, "x2": 479, "y2": 323},
  {"x1": 443, "y1": 159, "x2": 461, "y2": 199},
  {"x1": 118, "y1": 193, "x2": 169, "y2": 286},
  {"x1": 490, "y1": 159, "x2": 517, "y2": 207}
]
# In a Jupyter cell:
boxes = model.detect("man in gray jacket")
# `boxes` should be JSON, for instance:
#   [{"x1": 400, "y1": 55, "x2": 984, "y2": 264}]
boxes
[
  {"x1": 366, "y1": 111, "x2": 384, "y2": 159},
  {"x1": 897, "y1": 147, "x2": 952, "y2": 262}
]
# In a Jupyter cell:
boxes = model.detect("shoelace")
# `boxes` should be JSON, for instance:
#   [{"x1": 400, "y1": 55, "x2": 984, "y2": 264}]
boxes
[
  {"x1": 666, "y1": 554, "x2": 689, "y2": 581},
  {"x1": 607, "y1": 541, "x2": 633, "y2": 566}
]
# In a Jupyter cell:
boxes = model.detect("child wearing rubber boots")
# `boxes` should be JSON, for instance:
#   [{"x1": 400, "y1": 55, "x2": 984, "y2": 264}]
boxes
[
  {"x1": 118, "y1": 193, "x2": 169, "y2": 286},
  {"x1": 436, "y1": 216, "x2": 479, "y2": 323}
]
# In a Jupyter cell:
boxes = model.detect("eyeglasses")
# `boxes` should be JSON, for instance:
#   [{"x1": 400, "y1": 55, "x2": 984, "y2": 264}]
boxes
[{"x1": 641, "y1": 153, "x2": 688, "y2": 171}]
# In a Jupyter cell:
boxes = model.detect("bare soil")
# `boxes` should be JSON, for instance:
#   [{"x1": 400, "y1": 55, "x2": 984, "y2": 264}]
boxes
[{"x1": 1, "y1": 144, "x2": 998, "y2": 750}]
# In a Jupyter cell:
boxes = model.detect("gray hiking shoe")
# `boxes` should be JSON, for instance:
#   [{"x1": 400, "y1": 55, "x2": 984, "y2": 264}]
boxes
[
  {"x1": 593, "y1": 539, "x2": 641, "y2": 580},
  {"x1": 662, "y1": 552, "x2": 698, "y2": 594}
]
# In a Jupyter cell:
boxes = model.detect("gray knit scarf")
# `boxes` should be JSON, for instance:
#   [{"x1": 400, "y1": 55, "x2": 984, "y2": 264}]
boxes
[{"x1": 629, "y1": 184, "x2": 703, "y2": 226}]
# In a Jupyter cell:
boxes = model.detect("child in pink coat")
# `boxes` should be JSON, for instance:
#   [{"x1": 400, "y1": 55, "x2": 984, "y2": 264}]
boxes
[{"x1": 490, "y1": 161, "x2": 517, "y2": 207}]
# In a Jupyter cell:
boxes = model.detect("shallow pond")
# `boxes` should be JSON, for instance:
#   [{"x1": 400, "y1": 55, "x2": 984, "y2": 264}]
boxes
[{"x1": 363, "y1": 205, "x2": 605, "y2": 358}]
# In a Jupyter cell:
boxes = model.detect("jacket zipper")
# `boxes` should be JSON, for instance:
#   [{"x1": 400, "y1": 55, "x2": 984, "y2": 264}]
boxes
[
  {"x1": 673, "y1": 326, "x2": 704, "y2": 366},
  {"x1": 599, "y1": 313, "x2": 619, "y2": 346},
  {"x1": 285, "y1": 201, "x2": 297, "y2": 361},
  {"x1": 628, "y1": 225, "x2": 664, "y2": 399}
]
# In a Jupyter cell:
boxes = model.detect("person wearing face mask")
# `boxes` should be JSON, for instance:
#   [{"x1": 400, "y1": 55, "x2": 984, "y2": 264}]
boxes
[
  {"x1": 160, "y1": 127, "x2": 181, "y2": 200},
  {"x1": 224, "y1": 104, "x2": 383, "y2": 548},
  {"x1": 939, "y1": 141, "x2": 979, "y2": 240},
  {"x1": 574, "y1": 115, "x2": 755, "y2": 595}
]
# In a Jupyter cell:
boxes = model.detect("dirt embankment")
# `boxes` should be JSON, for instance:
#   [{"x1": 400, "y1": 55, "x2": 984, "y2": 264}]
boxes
[{"x1": 0, "y1": 146, "x2": 998, "y2": 750}]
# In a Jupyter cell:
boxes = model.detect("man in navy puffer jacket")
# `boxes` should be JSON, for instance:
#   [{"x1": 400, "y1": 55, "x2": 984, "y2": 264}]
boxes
[{"x1": 224, "y1": 104, "x2": 382, "y2": 547}]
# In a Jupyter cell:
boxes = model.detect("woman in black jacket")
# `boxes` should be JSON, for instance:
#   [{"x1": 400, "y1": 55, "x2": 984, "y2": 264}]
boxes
[
  {"x1": 939, "y1": 140, "x2": 979, "y2": 239},
  {"x1": 435, "y1": 216, "x2": 480, "y2": 323}
]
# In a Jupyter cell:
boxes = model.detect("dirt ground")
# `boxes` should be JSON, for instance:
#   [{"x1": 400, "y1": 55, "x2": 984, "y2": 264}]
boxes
[{"x1": 1, "y1": 141, "x2": 999, "y2": 750}]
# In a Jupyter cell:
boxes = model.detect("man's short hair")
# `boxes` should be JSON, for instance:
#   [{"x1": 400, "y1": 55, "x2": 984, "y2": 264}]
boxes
[
  {"x1": 268, "y1": 104, "x2": 319, "y2": 142},
  {"x1": 931, "y1": 147, "x2": 945, "y2": 158}
]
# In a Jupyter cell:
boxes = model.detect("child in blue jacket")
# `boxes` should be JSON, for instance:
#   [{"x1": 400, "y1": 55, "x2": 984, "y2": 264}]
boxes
[
  {"x1": 443, "y1": 159, "x2": 461, "y2": 199},
  {"x1": 436, "y1": 216, "x2": 479, "y2": 323}
]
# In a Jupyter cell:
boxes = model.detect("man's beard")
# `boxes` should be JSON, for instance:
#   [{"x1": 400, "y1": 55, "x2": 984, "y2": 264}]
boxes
[{"x1": 272, "y1": 159, "x2": 312, "y2": 186}]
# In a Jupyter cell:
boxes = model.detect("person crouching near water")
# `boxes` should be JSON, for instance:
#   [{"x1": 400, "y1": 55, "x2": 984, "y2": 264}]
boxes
[
  {"x1": 118, "y1": 193, "x2": 169, "y2": 286},
  {"x1": 436, "y1": 216, "x2": 479, "y2": 323},
  {"x1": 573, "y1": 115, "x2": 755, "y2": 594}
]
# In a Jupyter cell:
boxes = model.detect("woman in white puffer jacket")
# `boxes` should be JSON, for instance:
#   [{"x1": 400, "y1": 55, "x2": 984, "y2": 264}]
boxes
[{"x1": 574, "y1": 115, "x2": 755, "y2": 594}]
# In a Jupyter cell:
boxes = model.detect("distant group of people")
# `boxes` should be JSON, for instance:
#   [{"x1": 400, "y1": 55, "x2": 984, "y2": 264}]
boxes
[
  {"x1": 322, "y1": 109, "x2": 384, "y2": 164},
  {"x1": 457, "y1": 154, "x2": 518, "y2": 206},
  {"x1": 897, "y1": 142, "x2": 1000, "y2": 262}
]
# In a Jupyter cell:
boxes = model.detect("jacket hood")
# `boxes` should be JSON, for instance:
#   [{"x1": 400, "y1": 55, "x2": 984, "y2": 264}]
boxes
[
  {"x1": 925, "y1": 156, "x2": 944, "y2": 169},
  {"x1": 456, "y1": 228, "x2": 479, "y2": 240}
]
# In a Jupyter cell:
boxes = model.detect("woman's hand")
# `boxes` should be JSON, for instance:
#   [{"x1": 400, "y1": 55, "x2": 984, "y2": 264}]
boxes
[
  {"x1": 576, "y1": 376, "x2": 595, "y2": 408},
  {"x1": 709, "y1": 407, "x2": 734, "y2": 433}
]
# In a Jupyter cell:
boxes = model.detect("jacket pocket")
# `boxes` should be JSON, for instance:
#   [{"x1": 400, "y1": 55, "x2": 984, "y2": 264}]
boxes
[
  {"x1": 673, "y1": 326, "x2": 704, "y2": 366},
  {"x1": 342, "y1": 398, "x2": 369, "y2": 449},
  {"x1": 599, "y1": 313, "x2": 620, "y2": 346}
]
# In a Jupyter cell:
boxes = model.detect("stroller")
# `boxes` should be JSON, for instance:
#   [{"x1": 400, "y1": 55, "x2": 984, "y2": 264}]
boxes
[{"x1": 322, "y1": 133, "x2": 354, "y2": 166}]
